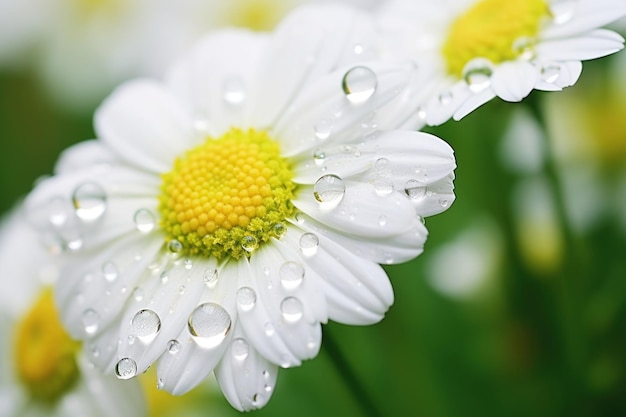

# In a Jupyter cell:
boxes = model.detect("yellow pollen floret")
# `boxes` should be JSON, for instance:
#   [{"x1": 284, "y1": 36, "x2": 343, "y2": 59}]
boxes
[
  {"x1": 159, "y1": 128, "x2": 296, "y2": 259},
  {"x1": 14, "y1": 288, "x2": 80, "y2": 403},
  {"x1": 442, "y1": 0, "x2": 551, "y2": 77}
]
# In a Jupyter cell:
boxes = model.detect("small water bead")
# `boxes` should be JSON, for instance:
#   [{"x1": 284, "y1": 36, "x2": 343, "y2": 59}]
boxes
[
  {"x1": 462, "y1": 58, "x2": 494, "y2": 93},
  {"x1": 222, "y1": 76, "x2": 246, "y2": 106},
  {"x1": 342, "y1": 66, "x2": 377, "y2": 104},
  {"x1": 48, "y1": 196, "x2": 70, "y2": 226},
  {"x1": 272, "y1": 222, "x2": 287, "y2": 237},
  {"x1": 66, "y1": 236, "x2": 84, "y2": 251},
  {"x1": 416, "y1": 107, "x2": 427, "y2": 120},
  {"x1": 236, "y1": 287, "x2": 257, "y2": 312},
  {"x1": 132, "y1": 287, "x2": 144, "y2": 302},
  {"x1": 184, "y1": 259, "x2": 193, "y2": 270},
  {"x1": 280, "y1": 261, "x2": 305, "y2": 290},
  {"x1": 439, "y1": 198, "x2": 450, "y2": 208},
  {"x1": 252, "y1": 393, "x2": 264, "y2": 407},
  {"x1": 102, "y1": 261, "x2": 119, "y2": 282},
  {"x1": 127, "y1": 334, "x2": 137, "y2": 345},
  {"x1": 156, "y1": 378, "x2": 164, "y2": 390},
  {"x1": 540, "y1": 63, "x2": 561, "y2": 83},
  {"x1": 299, "y1": 233, "x2": 319, "y2": 257},
  {"x1": 241, "y1": 235, "x2": 258, "y2": 253},
  {"x1": 264, "y1": 322, "x2": 275, "y2": 337},
  {"x1": 133, "y1": 209, "x2": 156, "y2": 233},
  {"x1": 512, "y1": 37, "x2": 536, "y2": 61},
  {"x1": 131, "y1": 309, "x2": 161, "y2": 344},
  {"x1": 552, "y1": 4, "x2": 574, "y2": 25},
  {"x1": 378, "y1": 215, "x2": 387, "y2": 227},
  {"x1": 115, "y1": 358, "x2": 137, "y2": 380},
  {"x1": 264, "y1": 384, "x2": 273, "y2": 393},
  {"x1": 374, "y1": 181, "x2": 394, "y2": 196},
  {"x1": 203, "y1": 268, "x2": 219, "y2": 288},
  {"x1": 167, "y1": 339, "x2": 181, "y2": 354},
  {"x1": 313, "y1": 174, "x2": 346, "y2": 207},
  {"x1": 187, "y1": 303, "x2": 232, "y2": 349},
  {"x1": 81, "y1": 308, "x2": 100, "y2": 335},
  {"x1": 179, "y1": 285, "x2": 186, "y2": 295},
  {"x1": 313, "y1": 119, "x2": 332, "y2": 140},
  {"x1": 313, "y1": 149, "x2": 326, "y2": 166},
  {"x1": 280, "y1": 297, "x2": 304, "y2": 323},
  {"x1": 262, "y1": 370, "x2": 270, "y2": 379},
  {"x1": 160, "y1": 271, "x2": 169, "y2": 284},
  {"x1": 231, "y1": 338, "x2": 250, "y2": 361},
  {"x1": 72, "y1": 182, "x2": 107, "y2": 222},
  {"x1": 438, "y1": 91, "x2": 453, "y2": 105},
  {"x1": 279, "y1": 354, "x2": 292, "y2": 368},
  {"x1": 404, "y1": 180, "x2": 428, "y2": 200},
  {"x1": 167, "y1": 239, "x2": 183, "y2": 254}
]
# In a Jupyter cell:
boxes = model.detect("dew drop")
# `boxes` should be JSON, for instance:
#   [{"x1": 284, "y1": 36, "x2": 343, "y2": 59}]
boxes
[
  {"x1": 264, "y1": 384, "x2": 273, "y2": 393},
  {"x1": 241, "y1": 235, "x2": 258, "y2": 253},
  {"x1": 72, "y1": 183, "x2": 107, "y2": 222},
  {"x1": 512, "y1": 37, "x2": 536, "y2": 61},
  {"x1": 541, "y1": 64, "x2": 561, "y2": 83},
  {"x1": 404, "y1": 179, "x2": 427, "y2": 200},
  {"x1": 313, "y1": 119, "x2": 332, "y2": 140},
  {"x1": 160, "y1": 271, "x2": 169, "y2": 284},
  {"x1": 156, "y1": 378, "x2": 164, "y2": 390},
  {"x1": 552, "y1": 4, "x2": 574, "y2": 25},
  {"x1": 281, "y1": 297, "x2": 303, "y2": 323},
  {"x1": 187, "y1": 303, "x2": 232, "y2": 349},
  {"x1": 132, "y1": 287, "x2": 144, "y2": 302},
  {"x1": 167, "y1": 239, "x2": 183, "y2": 254},
  {"x1": 236, "y1": 287, "x2": 257, "y2": 312},
  {"x1": 167, "y1": 339, "x2": 181, "y2": 354},
  {"x1": 203, "y1": 268, "x2": 219, "y2": 288},
  {"x1": 66, "y1": 236, "x2": 84, "y2": 251},
  {"x1": 252, "y1": 393, "x2": 264, "y2": 406},
  {"x1": 279, "y1": 354, "x2": 292, "y2": 368},
  {"x1": 134, "y1": 209, "x2": 156, "y2": 233},
  {"x1": 416, "y1": 107, "x2": 427, "y2": 120},
  {"x1": 439, "y1": 198, "x2": 450, "y2": 208},
  {"x1": 264, "y1": 322, "x2": 275, "y2": 337},
  {"x1": 299, "y1": 233, "x2": 319, "y2": 257},
  {"x1": 378, "y1": 215, "x2": 387, "y2": 227},
  {"x1": 438, "y1": 91, "x2": 453, "y2": 105},
  {"x1": 462, "y1": 58, "x2": 493, "y2": 93},
  {"x1": 178, "y1": 285, "x2": 186, "y2": 295},
  {"x1": 48, "y1": 196, "x2": 70, "y2": 227},
  {"x1": 313, "y1": 149, "x2": 326, "y2": 166},
  {"x1": 342, "y1": 66, "x2": 377, "y2": 104},
  {"x1": 102, "y1": 261, "x2": 119, "y2": 283},
  {"x1": 81, "y1": 309, "x2": 100, "y2": 335},
  {"x1": 272, "y1": 222, "x2": 286, "y2": 237},
  {"x1": 373, "y1": 181, "x2": 394, "y2": 196},
  {"x1": 280, "y1": 261, "x2": 305, "y2": 290},
  {"x1": 313, "y1": 174, "x2": 345, "y2": 207},
  {"x1": 231, "y1": 338, "x2": 249, "y2": 361},
  {"x1": 115, "y1": 358, "x2": 137, "y2": 380},
  {"x1": 222, "y1": 75, "x2": 246, "y2": 106},
  {"x1": 184, "y1": 259, "x2": 193, "y2": 270},
  {"x1": 131, "y1": 309, "x2": 161, "y2": 344}
]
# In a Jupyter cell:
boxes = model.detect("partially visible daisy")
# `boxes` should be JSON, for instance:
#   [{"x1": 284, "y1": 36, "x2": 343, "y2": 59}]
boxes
[
  {"x1": 0, "y1": 207, "x2": 146, "y2": 417},
  {"x1": 25, "y1": 4, "x2": 456, "y2": 411},
  {"x1": 378, "y1": 0, "x2": 626, "y2": 125}
]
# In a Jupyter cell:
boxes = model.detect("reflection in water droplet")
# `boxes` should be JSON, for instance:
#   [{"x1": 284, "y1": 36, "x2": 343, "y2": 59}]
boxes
[
  {"x1": 313, "y1": 175, "x2": 345, "y2": 208},
  {"x1": 203, "y1": 268, "x2": 219, "y2": 288},
  {"x1": 280, "y1": 261, "x2": 305, "y2": 290},
  {"x1": 241, "y1": 235, "x2": 258, "y2": 253},
  {"x1": 231, "y1": 338, "x2": 249, "y2": 361},
  {"x1": 342, "y1": 66, "x2": 377, "y2": 104},
  {"x1": 131, "y1": 309, "x2": 161, "y2": 344},
  {"x1": 167, "y1": 339, "x2": 181, "y2": 354},
  {"x1": 72, "y1": 183, "x2": 107, "y2": 222},
  {"x1": 462, "y1": 58, "x2": 493, "y2": 93},
  {"x1": 222, "y1": 75, "x2": 246, "y2": 106},
  {"x1": 313, "y1": 119, "x2": 332, "y2": 140},
  {"x1": 102, "y1": 261, "x2": 119, "y2": 282},
  {"x1": 313, "y1": 149, "x2": 326, "y2": 166},
  {"x1": 115, "y1": 358, "x2": 137, "y2": 380},
  {"x1": 299, "y1": 233, "x2": 319, "y2": 257},
  {"x1": 237, "y1": 287, "x2": 257, "y2": 312},
  {"x1": 187, "y1": 303, "x2": 232, "y2": 349},
  {"x1": 281, "y1": 297, "x2": 303, "y2": 323},
  {"x1": 82, "y1": 309, "x2": 100, "y2": 335},
  {"x1": 404, "y1": 179, "x2": 427, "y2": 200},
  {"x1": 134, "y1": 209, "x2": 156, "y2": 233},
  {"x1": 168, "y1": 240, "x2": 183, "y2": 254},
  {"x1": 272, "y1": 223, "x2": 286, "y2": 237},
  {"x1": 541, "y1": 64, "x2": 561, "y2": 83}
]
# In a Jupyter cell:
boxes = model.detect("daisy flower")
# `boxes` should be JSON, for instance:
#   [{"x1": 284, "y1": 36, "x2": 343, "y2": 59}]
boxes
[
  {"x1": 378, "y1": 0, "x2": 626, "y2": 125},
  {"x1": 25, "y1": 4, "x2": 456, "y2": 412},
  {"x1": 0, "y1": 208, "x2": 146, "y2": 417}
]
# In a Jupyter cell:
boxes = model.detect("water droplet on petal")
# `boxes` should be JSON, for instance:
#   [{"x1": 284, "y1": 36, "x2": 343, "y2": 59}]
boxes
[
  {"x1": 115, "y1": 358, "x2": 137, "y2": 380},
  {"x1": 264, "y1": 322, "x2": 275, "y2": 337},
  {"x1": 72, "y1": 183, "x2": 107, "y2": 222},
  {"x1": 512, "y1": 37, "x2": 536, "y2": 60},
  {"x1": 462, "y1": 58, "x2": 493, "y2": 93},
  {"x1": 541, "y1": 63, "x2": 561, "y2": 83},
  {"x1": 404, "y1": 179, "x2": 427, "y2": 199},
  {"x1": 168, "y1": 239, "x2": 183, "y2": 254},
  {"x1": 156, "y1": 378, "x2": 164, "y2": 390},
  {"x1": 342, "y1": 66, "x2": 377, "y2": 104},
  {"x1": 131, "y1": 309, "x2": 161, "y2": 344},
  {"x1": 280, "y1": 261, "x2": 305, "y2": 290},
  {"x1": 203, "y1": 268, "x2": 219, "y2": 288},
  {"x1": 184, "y1": 259, "x2": 193, "y2": 270},
  {"x1": 231, "y1": 338, "x2": 249, "y2": 361},
  {"x1": 187, "y1": 303, "x2": 232, "y2": 349},
  {"x1": 552, "y1": 4, "x2": 574, "y2": 25},
  {"x1": 378, "y1": 215, "x2": 387, "y2": 227},
  {"x1": 167, "y1": 339, "x2": 181, "y2": 354},
  {"x1": 134, "y1": 209, "x2": 156, "y2": 233},
  {"x1": 102, "y1": 261, "x2": 119, "y2": 282},
  {"x1": 373, "y1": 181, "x2": 394, "y2": 196},
  {"x1": 241, "y1": 235, "x2": 258, "y2": 253},
  {"x1": 48, "y1": 196, "x2": 70, "y2": 226},
  {"x1": 313, "y1": 174, "x2": 345, "y2": 208},
  {"x1": 272, "y1": 223, "x2": 286, "y2": 237},
  {"x1": 82, "y1": 309, "x2": 100, "y2": 335},
  {"x1": 313, "y1": 149, "x2": 326, "y2": 166},
  {"x1": 222, "y1": 75, "x2": 246, "y2": 106},
  {"x1": 299, "y1": 233, "x2": 319, "y2": 256},
  {"x1": 313, "y1": 119, "x2": 332, "y2": 140},
  {"x1": 438, "y1": 91, "x2": 453, "y2": 105},
  {"x1": 252, "y1": 393, "x2": 264, "y2": 406},
  {"x1": 236, "y1": 287, "x2": 256, "y2": 312},
  {"x1": 281, "y1": 297, "x2": 303, "y2": 323},
  {"x1": 439, "y1": 198, "x2": 450, "y2": 208},
  {"x1": 133, "y1": 287, "x2": 144, "y2": 302}
]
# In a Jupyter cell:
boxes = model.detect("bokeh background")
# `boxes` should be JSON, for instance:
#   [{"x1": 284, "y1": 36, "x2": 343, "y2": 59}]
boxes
[{"x1": 1, "y1": 2, "x2": 626, "y2": 416}]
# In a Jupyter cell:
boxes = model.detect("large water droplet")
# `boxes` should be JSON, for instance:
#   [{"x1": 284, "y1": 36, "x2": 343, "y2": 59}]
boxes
[
  {"x1": 102, "y1": 261, "x2": 119, "y2": 283},
  {"x1": 280, "y1": 261, "x2": 305, "y2": 290},
  {"x1": 299, "y1": 233, "x2": 319, "y2": 257},
  {"x1": 281, "y1": 297, "x2": 304, "y2": 323},
  {"x1": 313, "y1": 119, "x2": 332, "y2": 140},
  {"x1": 241, "y1": 235, "x2": 258, "y2": 253},
  {"x1": 72, "y1": 183, "x2": 107, "y2": 222},
  {"x1": 404, "y1": 180, "x2": 427, "y2": 200},
  {"x1": 82, "y1": 309, "x2": 100, "y2": 335},
  {"x1": 236, "y1": 287, "x2": 257, "y2": 312},
  {"x1": 134, "y1": 209, "x2": 156, "y2": 233},
  {"x1": 115, "y1": 358, "x2": 137, "y2": 380},
  {"x1": 222, "y1": 76, "x2": 246, "y2": 106},
  {"x1": 342, "y1": 66, "x2": 377, "y2": 104},
  {"x1": 131, "y1": 309, "x2": 161, "y2": 344},
  {"x1": 313, "y1": 174, "x2": 345, "y2": 208},
  {"x1": 462, "y1": 58, "x2": 493, "y2": 93},
  {"x1": 187, "y1": 303, "x2": 232, "y2": 349},
  {"x1": 231, "y1": 338, "x2": 249, "y2": 361}
]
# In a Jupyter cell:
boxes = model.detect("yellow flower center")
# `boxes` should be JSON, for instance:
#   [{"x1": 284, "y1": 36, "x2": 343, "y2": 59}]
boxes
[
  {"x1": 442, "y1": 0, "x2": 551, "y2": 77},
  {"x1": 221, "y1": 0, "x2": 292, "y2": 31},
  {"x1": 14, "y1": 288, "x2": 80, "y2": 403},
  {"x1": 159, "y1": 128, "x2": 296, "y2": 260}
]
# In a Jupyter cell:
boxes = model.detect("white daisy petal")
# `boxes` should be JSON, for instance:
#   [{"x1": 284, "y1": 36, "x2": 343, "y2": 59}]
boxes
[
  {"x1": 215, "y1": 326, "x2": 280, "y2": 412},
  {"x1": 543, "y1": 0, "x2": 626, "y2": 39},
  {"x1": 53, "y1": 140, "x2": 118, "y2": 175},
  {"x1": 537, "y1": 29, "x2": 625, "y2": 62},
  {"x1": 490, "y1": 61, "x2": 537, "y2": 102},
  {"x1": 95, "y1": 79, "x2": 196, "y2": 174},
  {"x1": 452, "y1": 88, "x2": 497, "y2": 120}
]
